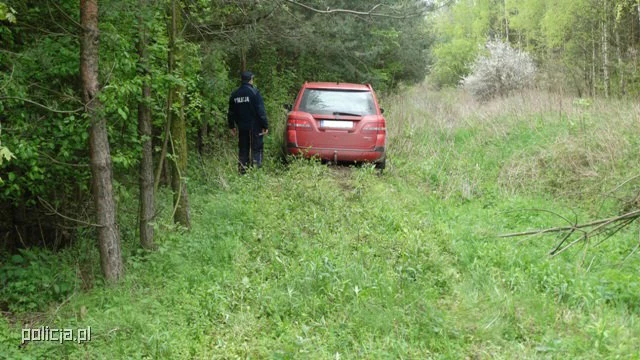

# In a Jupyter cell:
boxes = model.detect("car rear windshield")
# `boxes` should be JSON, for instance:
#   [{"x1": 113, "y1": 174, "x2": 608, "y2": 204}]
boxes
[{"x1": 298, "y1": 89, "x2": 376, "y2": 116}]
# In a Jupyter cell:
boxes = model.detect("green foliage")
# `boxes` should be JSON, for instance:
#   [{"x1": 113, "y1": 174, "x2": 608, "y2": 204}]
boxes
[
  {"x1": 0, "y1": 248, "x2": 77, "y2": 312},
  {"x1": 430, "y1": 38, "x2": 477, "y2": 86},
  {"x1": 429, "y1": 0, "x2": 492, "y2": 87},
  {"x1": 205, "y1": 0, "x2": 431, "y2": 93},
  {"x1": 431, "y1": 0, "x2": 640, "y2": 96},
  {"x1": 0, "y1": 2, "x2": 16, "y2": 23},
  {"x1": 0, "y1": 145, "x2": 13, "y2": 165},
  {"x1": 199, "y1": 47, "x2": 232, "y2": 128},
  {"x1": 0, "y1": 137, "x2": 14, "y2": 184},
  {"x1": 0, "y1": 0, "x2": 89, "y2": 210}
]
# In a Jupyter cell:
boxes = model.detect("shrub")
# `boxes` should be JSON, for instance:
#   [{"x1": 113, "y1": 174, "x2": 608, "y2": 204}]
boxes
[{"x1": 462, "y1": 40, "x2": 536, "y2": 101}]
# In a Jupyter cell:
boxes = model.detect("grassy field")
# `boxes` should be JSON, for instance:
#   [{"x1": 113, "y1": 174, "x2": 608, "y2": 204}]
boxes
[{"x1": 2, "y1": 85, "x2": 640, "y2": 358}]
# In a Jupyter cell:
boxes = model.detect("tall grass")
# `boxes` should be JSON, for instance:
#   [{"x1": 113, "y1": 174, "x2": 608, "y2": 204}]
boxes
[
  {"x1": 385, "y1": 84, "x2": 640, "y2": 203},
  {"x1": 3, "y1": 85, "x2": 640, "y2": 358}
]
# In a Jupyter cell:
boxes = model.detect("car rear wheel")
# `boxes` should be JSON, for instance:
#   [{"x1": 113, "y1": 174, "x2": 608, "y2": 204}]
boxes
[{"x1": 374, "y1": 158, "x2": 386, "y2": 170}]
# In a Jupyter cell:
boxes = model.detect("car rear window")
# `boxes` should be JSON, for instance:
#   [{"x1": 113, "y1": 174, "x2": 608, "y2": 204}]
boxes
[{"x1": 298, "y1": 89, "x2": 376, "y2": 116}]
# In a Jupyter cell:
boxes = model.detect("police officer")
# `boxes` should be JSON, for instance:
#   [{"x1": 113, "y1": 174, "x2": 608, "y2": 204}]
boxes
[{"x1": 228, "y1": 71, "x2": 268, "y2": 174}]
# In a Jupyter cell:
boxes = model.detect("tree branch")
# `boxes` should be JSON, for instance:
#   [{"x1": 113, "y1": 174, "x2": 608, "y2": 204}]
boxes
[
  {"x1": 500, "y1": 209, "x2": 640, "y2": 259},
  {"x1": 48, "y1": 0, "x2": 83, "y2": 30},
  {"x1": 37, "y1": 150, "x2": 89, "y2": 168},
  {"x1": 499, "y1": 210, "x2": 640, "y2": 238},
  {"x1": 283, "y1": 0, "x2": 420, "y2": 19},
  {"x1": 0, "y1": 96, "x2": 84, "y2": 114},
  {"x1": 38, "y1": 196, "x2": 104, "y2": 228}
]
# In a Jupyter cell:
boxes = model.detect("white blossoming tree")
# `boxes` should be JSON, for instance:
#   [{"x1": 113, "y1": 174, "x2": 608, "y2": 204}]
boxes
[{"x1": 462, "y1": 40, "x2": 536, "y2": 101}]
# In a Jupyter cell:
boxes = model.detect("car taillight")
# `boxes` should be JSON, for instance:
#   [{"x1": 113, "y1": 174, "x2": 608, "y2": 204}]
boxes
[
  {"x1": 362, "y1": 122, "x2": 386, "y2": 133},
  {"x1": 287, "y1": 118, "x2": 312, "y2": 131}
]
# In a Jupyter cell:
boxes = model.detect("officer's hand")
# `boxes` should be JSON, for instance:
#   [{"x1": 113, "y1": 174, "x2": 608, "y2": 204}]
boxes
[
  {"x1": 230, "y1": 128, "x2": 236, "y2": 137},
  {"x1": 262, "y1": 128, "x2": 268, "y2": 135}
]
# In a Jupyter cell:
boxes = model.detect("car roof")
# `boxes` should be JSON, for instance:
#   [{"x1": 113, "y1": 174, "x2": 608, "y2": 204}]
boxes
[{"x1": 304, "y1": 82, "x2": 372, "y2": 91}]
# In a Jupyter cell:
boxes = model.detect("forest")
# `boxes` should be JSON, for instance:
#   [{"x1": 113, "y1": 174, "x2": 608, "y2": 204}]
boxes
[{"x1": 1, "y1": 0, "x2": 640, "y2": 358}]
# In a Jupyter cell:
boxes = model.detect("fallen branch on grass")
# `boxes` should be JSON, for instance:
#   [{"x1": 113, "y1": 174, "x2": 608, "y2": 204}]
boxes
[{"x1": 499, "y1": 209, "x2": 640, "y2": 257}]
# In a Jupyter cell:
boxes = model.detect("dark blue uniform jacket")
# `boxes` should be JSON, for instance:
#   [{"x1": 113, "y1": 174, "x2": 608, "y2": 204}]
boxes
[{"x1": 227, "y1": 83, "x2": 268, "y2": 131}]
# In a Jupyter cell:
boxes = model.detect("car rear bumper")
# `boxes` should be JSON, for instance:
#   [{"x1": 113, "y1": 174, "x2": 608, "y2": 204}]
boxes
[{"x1": 286, "y1": 145, "x2": 385, "y2": 163}]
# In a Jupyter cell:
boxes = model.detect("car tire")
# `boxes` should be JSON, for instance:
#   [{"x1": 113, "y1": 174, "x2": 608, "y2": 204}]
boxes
[{"x1": 375, "y1": 158, "x2": 386, "y2": 171}]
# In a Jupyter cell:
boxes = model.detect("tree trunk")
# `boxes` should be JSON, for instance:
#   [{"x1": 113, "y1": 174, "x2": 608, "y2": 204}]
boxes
[
  {"x1": 635, "y1": 2, "x2": 639, "y2": 73},
  {"x1": 614, "y1": 20, "x2": 625, "y2": 96},
  {"x1": 153, "y1": 83, "x2": 172, "y2": 193},
  {"x1": 80, "y1": 0, "x2": 124, "y2": 282},
  {"x1": 504, "y1": 0, "x2": 509, "y2": 42},
  {"x1": 197, "y1": 121, "x2": 208, "y2": 156},
  {"x1": 138, "y1": 0, "x2": 155, "y2": 249},
  {"x1": 602, "y1": 0, "x2": 610, "y2": 98},
  {"x1": 241, "y1": 47, "x2": 247, "y2": 72},
  {"x1": 168, "y1": 0, "x2": 191, "y2": 229},
  {"x1": 591, "y1": 25, "x2": 597, "y2": 97}
]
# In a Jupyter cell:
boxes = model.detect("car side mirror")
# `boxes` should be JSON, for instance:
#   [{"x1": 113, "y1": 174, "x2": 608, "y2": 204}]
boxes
[
  {"x1": 283, "y1": 104, "x2": 293, "y2": 111},
  {"x1": 380, "y1": 108, "x2": 385, "y2": 114}
]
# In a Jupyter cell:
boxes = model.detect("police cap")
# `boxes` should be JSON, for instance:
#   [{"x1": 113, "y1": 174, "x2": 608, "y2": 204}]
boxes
[{"x1": 241, "y1": 71, "x2": 254, "y2": 83}]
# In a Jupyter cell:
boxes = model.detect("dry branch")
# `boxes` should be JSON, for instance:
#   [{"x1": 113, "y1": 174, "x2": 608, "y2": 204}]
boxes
[
  {"x1": 38, "y1": 196, "x2": 103, "y2": 228},
  {"x1": 499, "y1": 209, "x2": 640, "y2": 257}
]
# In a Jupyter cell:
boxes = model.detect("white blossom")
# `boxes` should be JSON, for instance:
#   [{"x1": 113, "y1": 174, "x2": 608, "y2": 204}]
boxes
[{"x1": 462, "y1": 40, "x2": 536, "y2": 101}]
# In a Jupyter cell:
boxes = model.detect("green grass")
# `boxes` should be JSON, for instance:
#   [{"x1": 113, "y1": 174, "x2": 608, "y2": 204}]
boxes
[{"x1": 2, "y1": 86, "x2": 640, "y2": 358}]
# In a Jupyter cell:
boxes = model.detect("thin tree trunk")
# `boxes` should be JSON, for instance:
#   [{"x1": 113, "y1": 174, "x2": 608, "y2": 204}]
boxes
[
  {"x1": 518, "y1": 30, "x2": 521, "y2": 47},
  {"x1": 591, "y1": 25, "x2": 597, "y2": 97},
  {"x1": 602, "y1": 0, "x2": 610, "y2": 98},
  {"x1": 138, "y1": 0, "x2": 155, "y2": 249},
  {"x1": 153, "y1": 85, "x2": 172, "y2": 193},
  {"x1": 80, "y1": 0, "x2": 124, "y2": 282},
  {"x1": 614, "y1": 20, "x2": 625, "y2": 96},
  {"x1": 635, "y1": 2, "x2": 639, "y2": 73},
  {"x1": 168, "y1": 0, "x2": 190, "y2": 228},
  {"x1": 504, "y1": 0, "x2": 509, "y2": 42},
  {"x1": 635, "y1": 2, "x2": 640, "y2": 76},
  {"x1": 241, "y1": 47, "x2": 247, "y2": 72},
  {"x1": 197, "y1": 121, "x2": 208, "y2": 156}
]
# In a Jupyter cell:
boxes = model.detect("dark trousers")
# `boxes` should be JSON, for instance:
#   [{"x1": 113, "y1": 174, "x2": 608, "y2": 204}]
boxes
[{"x1": 238, "y1": 129, "x2": 263, "y2": 173}]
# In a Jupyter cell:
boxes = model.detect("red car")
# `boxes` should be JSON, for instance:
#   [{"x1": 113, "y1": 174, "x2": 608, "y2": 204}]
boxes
[{"x1": 284, "y1": 82, "x2": 386, "y2": 169}]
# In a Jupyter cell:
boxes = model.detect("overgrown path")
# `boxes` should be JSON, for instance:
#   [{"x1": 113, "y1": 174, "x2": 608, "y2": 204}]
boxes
[{"x1": 328, "y1": 165, "x2": 357, "y2": 190}]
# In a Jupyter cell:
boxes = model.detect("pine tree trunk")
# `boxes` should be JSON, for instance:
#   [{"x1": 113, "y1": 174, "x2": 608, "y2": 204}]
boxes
[
  {"x1": 168, "y1": 0, "x2": 190, "y2": 229},
  {"x1": 138, "y1": 0, "x2": 155, "y2": 249},
  {"x1": 80, "y1": 0, "x2": 124, "y2": 282}
]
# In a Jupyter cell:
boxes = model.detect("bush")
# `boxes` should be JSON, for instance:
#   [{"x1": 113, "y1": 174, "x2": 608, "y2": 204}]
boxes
[{"x1": 462, "y1": 40, "x2": 536, "y2": 101}]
